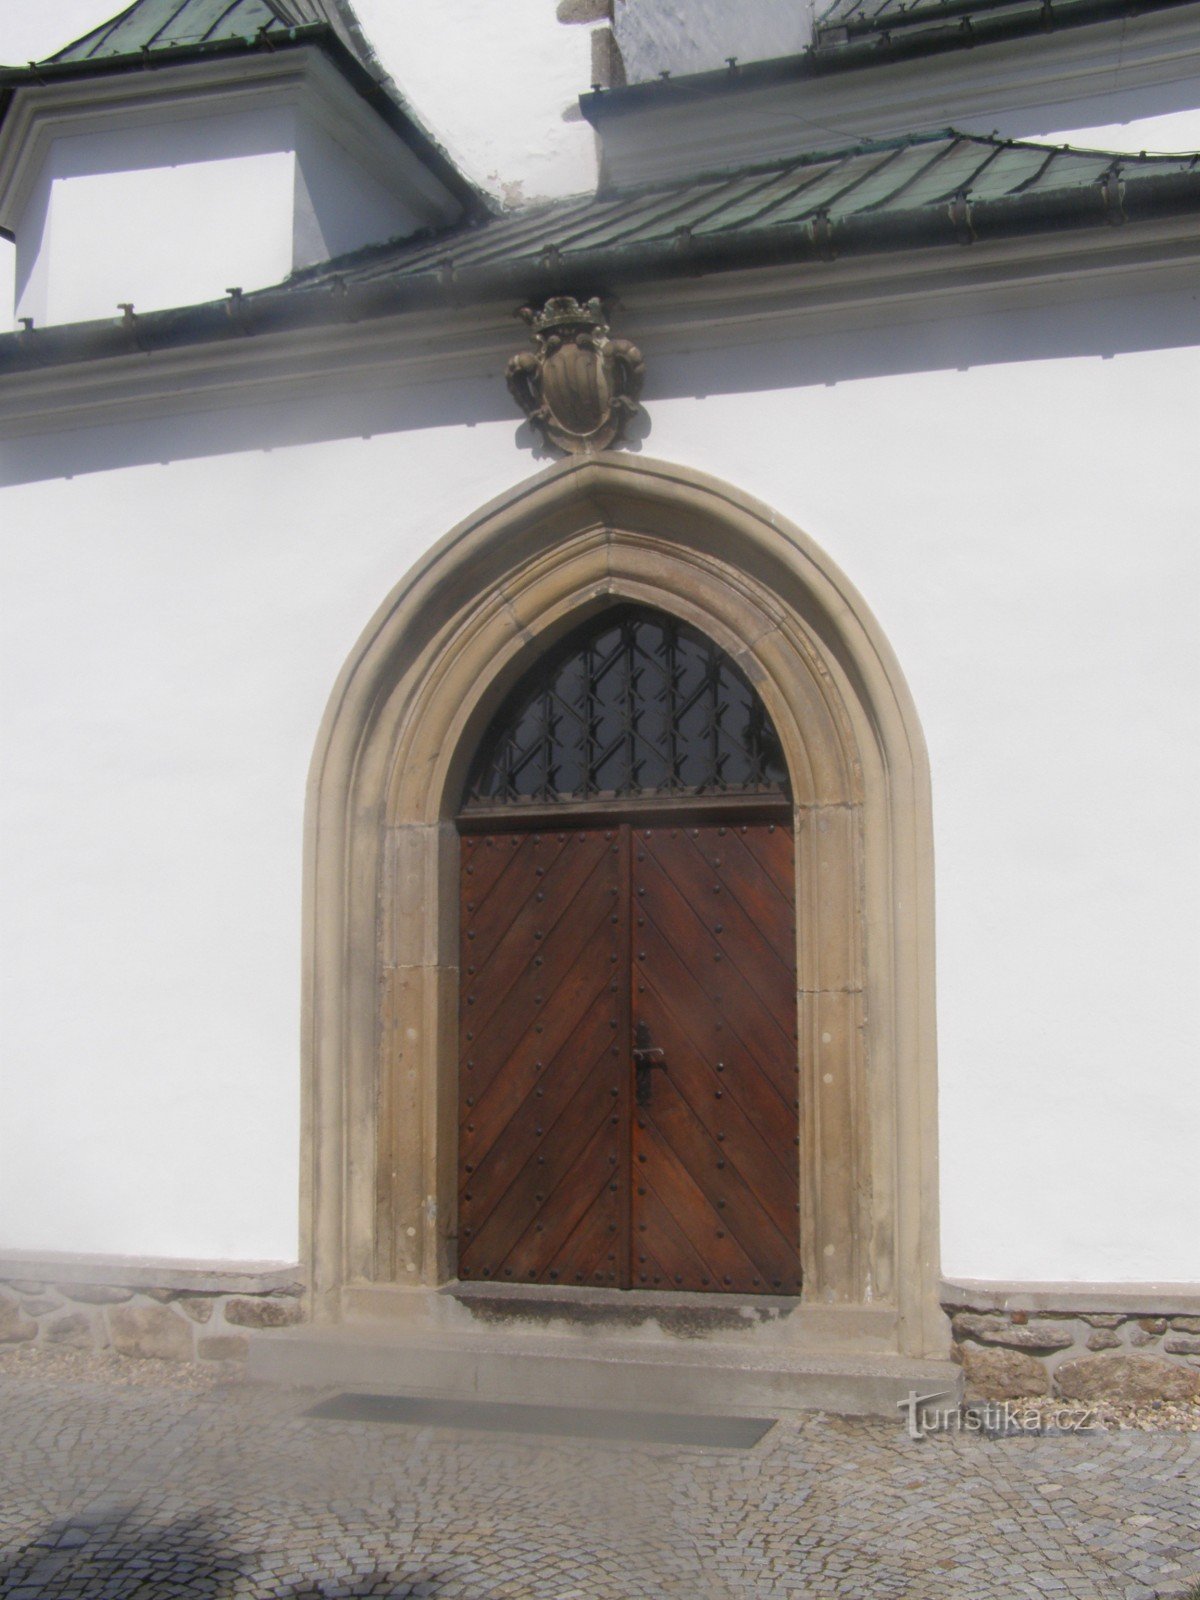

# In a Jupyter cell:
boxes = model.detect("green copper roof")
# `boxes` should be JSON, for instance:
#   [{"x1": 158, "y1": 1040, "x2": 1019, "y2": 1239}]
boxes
[
  {"x1": 293, "y1": 130, "x2": 1200, "y2": 291},
  {"x1": 812, "y1": 0, "x2": 1190, "y2": 48},
  {"x1": 49, "y1": 0, "x2": 295, "y2": 63},
  {"x1": 2, "y1": 128, "x2": 1197, "y2": 376}
]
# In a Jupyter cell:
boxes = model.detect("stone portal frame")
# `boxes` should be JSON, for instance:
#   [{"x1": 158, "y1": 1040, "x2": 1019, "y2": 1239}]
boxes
[{"x1": 302, "y1": 455, "x2": 943, "y2": 1357}]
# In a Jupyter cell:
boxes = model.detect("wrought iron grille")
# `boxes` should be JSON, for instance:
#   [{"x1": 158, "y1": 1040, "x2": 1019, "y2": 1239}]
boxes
[{"x1": 462, "y1": 605, "x2": 790, "y2": 809}]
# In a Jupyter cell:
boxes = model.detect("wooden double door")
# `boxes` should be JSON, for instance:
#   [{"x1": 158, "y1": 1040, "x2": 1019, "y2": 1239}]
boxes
[{"x1": 457, "y1": 818, "x2": 802, "y2": 1295}]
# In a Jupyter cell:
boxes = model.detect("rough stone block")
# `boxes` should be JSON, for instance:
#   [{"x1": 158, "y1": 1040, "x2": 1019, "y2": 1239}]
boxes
[
  {"x1": 224, "y1": 1296, "x2": 303, "y2": 1330},
  {"x1": 959, "y1": 1343, "x2": 1050, "y2": 1400},
  {"x1": 20, "y1": 1295, "x2": 60, "y2": 1316},
  {"x1": 1169, "y1": 1316, "x2": 1200, "y2": 1333},
  {"x1": 62, "y1": 1285, "x2": 134, "y2": 1305},
  {"x1": 1086, "y1": 1330, "x2": 1121, "y2": 1351},
  {"x1": 1137, "y1": 1317, "x2": 1168, "y2": 1334},
  {"x1": 197, "y1": 1335, "x2": 249, "y2": 1362},
  {"x1": 1054, "y1": 1353, "x2": 1200, "y2": 1404},
  {"x1": 557, "y1": 0, "x2": 612, "y2": 20},
  {"x1": 1129, "y1": 1327, "x2": 1160, "y2": 1348},
  {"x1": 4, "y1": 1280, "x2": 46, "y2": 1295},
  {"x1": 178, "y1": 1296, "x2": 214, "y2": 1323},
  {"x1": 1163, "y1": 1334, "x2": 1200, "y2": 1356},
  {"x1": 107, "y1": 1303, "x2": 193, "y2": 1362},
  {"x1": 951, "y1": 1313, "x2": 1074, "y2": 1352},
  {"x1": 1, "y1": 1296, "x2": 38, "y2": 1344},
  {"x1": 43, "y1": 1313, "x2": 94, "y2": 1349},
  {"x1": 1080, "y1": 1314, "x2": 1124, "y2": 1328}
]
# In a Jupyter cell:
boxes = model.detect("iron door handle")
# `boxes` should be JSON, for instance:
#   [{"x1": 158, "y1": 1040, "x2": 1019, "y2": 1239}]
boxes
[{"x1": 633, "y1": 1020, "x2": 666, "y2": 1105}]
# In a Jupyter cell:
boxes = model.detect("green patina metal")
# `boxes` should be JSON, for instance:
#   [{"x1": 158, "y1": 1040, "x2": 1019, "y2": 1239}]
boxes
[
  {"x1": 290, "y1": 130, "x2": 1199, "y2": 293},
  {"x1": 49, "y1": 0, "x2": 294, "y2": 64},
  {"x1": 0, "y1": 127, "x2": 1197, "y2": 374}
]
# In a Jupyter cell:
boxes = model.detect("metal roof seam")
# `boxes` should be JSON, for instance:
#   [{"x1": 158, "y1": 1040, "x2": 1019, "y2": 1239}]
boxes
[
  {"x1": 708, "y1": 155, "x2": 848, "y2": 234},
  {"x1": 143, "y1": 0, "x2": 202, "y2": 51}
]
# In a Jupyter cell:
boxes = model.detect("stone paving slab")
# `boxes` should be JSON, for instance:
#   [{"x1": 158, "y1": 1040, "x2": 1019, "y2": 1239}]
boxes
[{"x1": 1, "y1": 1348, "x2": 1197, "y2": 1599}]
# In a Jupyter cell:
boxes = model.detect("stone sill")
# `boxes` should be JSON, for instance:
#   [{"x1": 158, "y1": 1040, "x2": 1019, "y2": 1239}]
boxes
[
  {"x1": 0, "y1": 1250, "x2": 305, "y2": 1296},
  {"x1": 941, "y1": 1278, "x2": 1200, "y2": 1317}
]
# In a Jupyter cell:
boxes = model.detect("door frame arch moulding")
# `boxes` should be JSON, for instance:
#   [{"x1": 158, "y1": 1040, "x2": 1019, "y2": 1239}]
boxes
[{"x1": 302, "y1": 454, "x2": 944, "y2": 1358}]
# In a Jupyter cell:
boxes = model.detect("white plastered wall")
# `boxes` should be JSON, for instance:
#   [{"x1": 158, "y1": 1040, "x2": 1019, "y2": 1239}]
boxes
[
  {"x1": 11, "y1": 103, "x2": 440, "y2": 329},
  {"x1": 1, "y1": 278, "x2": 1198, "y2": 1280},
  {"x1": 613, "y1": 0, "x2": 812, "y2": 81}
]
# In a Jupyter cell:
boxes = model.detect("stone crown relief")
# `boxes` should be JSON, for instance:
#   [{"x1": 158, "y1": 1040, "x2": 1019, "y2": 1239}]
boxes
[{"x1": 506, "y1": 296, "x2": 645, "y2": 454}]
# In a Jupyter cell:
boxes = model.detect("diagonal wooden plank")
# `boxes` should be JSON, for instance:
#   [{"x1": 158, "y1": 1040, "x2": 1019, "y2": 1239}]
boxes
[
  {"x1": 635, "y1": 847, "x2": 796, "y2": 1062},
  {"x1": 665, "y1": 828, "x2": 797, "y2": 1013},
  {"x1": 460, "y1": 830, "x2": 531, "y2": 910},
  {"x1": 464, "y1": 868, "x2": 618, "y2": 1103},
  {"x1": 637, "y1": 896, "x2": 795, "y2": 1116},
  {"x1": 546, "y1": 1172, "x2": 623, "y2": 1286},
  {"x1": 461, "y1": 1054, "x2": 614, "y2": 1278},
  {"x1": 634, "y1": 1173, "x2": 723, "y2": 1290},
  {"x1": 465, "y1": 835, "x2": 614, "y2": 1036},
  {"x1": 634, "y1": 1122, "x2": 764, "y2": 1287},
  {"x1": 464, "y1": 851, "x2": 620, "y2": 1062},
  {"x1": 461, "y1": 978, "x2": 613, "y2": 1169},
  {"x1": 638, "y1": 965, "x2": 799, "y2": 1241},
  {"x1": 457, "y1": 1011, "x2": 614, "y2": 1209},
  {"x1": 641, "y1": 1073, "x2": 802, "y2": 1288},
  {"x1": 719, "y1": 821, "x2": 795, "y2": 921},
  {"x1": 493, "y1": 1120, "x2": 618, "y2": 1285},
  {"x1": 464, "y1": 834, "x2": 567, "y2": 972}
]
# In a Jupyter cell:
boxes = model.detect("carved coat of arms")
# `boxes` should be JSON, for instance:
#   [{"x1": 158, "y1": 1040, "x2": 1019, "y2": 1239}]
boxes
[{"x1": 506, "y1": 296, "x2": 645, "y2": 455}]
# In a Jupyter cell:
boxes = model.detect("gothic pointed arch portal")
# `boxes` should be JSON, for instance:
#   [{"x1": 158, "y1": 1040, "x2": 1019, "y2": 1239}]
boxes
[{"x1": 303, "y1": 456, "x2": 943, "y2": 1358}]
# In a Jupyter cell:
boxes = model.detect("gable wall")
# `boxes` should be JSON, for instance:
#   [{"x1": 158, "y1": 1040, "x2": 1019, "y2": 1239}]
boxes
[{"x1": 1, "y1": 273, "x2": 1196, "y2": 1283}]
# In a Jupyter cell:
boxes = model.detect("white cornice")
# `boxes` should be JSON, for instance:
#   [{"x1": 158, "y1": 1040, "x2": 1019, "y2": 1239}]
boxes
[
  {"x1": 0, "y1": 217, "x2": 1195, "y2": 438},
  {"x1": 597, "y1": 10, "x2": 1200, "y2": 187},
  {"x1": 0, "y1": 49, "x2": 462, "y2": 236}
]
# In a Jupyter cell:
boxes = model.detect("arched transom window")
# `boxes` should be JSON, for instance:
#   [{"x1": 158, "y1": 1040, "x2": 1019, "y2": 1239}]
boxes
[{"x1": 462, "y1": 604, "x2": 791, "y2": 811}]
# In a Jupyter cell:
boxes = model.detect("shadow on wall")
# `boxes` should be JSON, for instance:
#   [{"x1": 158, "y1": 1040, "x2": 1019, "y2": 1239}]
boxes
[
  {"x1": 1, "y1": 1510, "x2": 457, "y2": 1598},
  {"x1": 1, "y1": 281, "x2": 1195, "y2": 489}
]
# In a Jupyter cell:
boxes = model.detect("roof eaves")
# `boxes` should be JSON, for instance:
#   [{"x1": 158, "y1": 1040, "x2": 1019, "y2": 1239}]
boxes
[{"x1": 2, "y1": 147, "x2": 1197, "y2": 378}]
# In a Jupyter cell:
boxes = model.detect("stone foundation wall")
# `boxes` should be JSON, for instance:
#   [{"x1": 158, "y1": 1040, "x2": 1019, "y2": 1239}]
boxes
[
  {"x1": 943, "y1": 1291, "x2": 1200, "y2": 1404},
  {"x1": 0, "y1": 1261, "x2": 305, "y2": 1365}
]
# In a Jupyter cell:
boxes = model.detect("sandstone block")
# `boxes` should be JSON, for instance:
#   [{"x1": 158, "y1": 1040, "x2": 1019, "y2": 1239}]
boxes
[
  {"x1": 224, "y1": 1296, "x2": 303, "y2": 1330},
  {"x1": 1080, "y1": 1314, "x2": 1124, "y2": 1328},
  {"x1": 1163, "y1": 1334, "x2": 1200, "y2": 1356},
  {"x1": 178, "y1": 1296, "x2": 214, "y2": 1324},
  {"x1": 1137, "y1": 1317, "x2": 1167, "y2": 1334},
  {"x1": 63, "y1": 1285, "x2": 134, "y2": 1305},
  {"x1": 959, "y1": 1343, "x2": 1050, "y2": 1400},
  {"x1": 952, "y1": 1313, "x2": 1074, "y2": 1351},
  {"x1": 44, "y1": 1312, "x2": 94, "y2": 1349},
  {"x1": 1086, "y1": 1330, "x2": 1121, "y2": 1351},
  {"x1": 1169, "y1": 1316, "x2": 1200, "y2": 1333},
  {"x1": 0, "y1": 1298, "x2": 37, "y2": 1344},
  {"x1": 197, "y1": 1335, "x2": 249, "y2": 1362},
  {"x1": 20, "y1": 1295, "x2": 60, "y2": 1316},
  {"x1": 1054, "y1": 1353, "x2": 1200, "y2": 1404},
  {"x1": 556, "y1": 0, "x2": 612, "y2": 20},
  {"x1": 107, "y1": 1303, "x2": 193, "y2": 1362}
]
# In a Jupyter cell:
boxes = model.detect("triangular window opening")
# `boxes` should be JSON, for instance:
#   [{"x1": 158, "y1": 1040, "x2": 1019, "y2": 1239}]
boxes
[{"x1": 462, "y1": 605, "x2": 791, "y2": 811}]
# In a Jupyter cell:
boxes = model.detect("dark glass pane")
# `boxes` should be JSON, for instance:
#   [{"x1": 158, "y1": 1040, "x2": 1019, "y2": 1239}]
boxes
[{"x1": 462, "y1": 606, "x2": 789, "y2": 810}]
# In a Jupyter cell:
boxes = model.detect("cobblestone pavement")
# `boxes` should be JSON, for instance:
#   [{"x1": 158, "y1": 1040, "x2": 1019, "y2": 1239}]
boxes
[{"x1": 1, "y1": 1348, "x2": 1196, "y2": 1600}]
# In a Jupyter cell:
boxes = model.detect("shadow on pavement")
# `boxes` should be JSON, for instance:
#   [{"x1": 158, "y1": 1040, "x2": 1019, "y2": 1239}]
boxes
[{"x1": 1, "y1": 1508, "x2": 457, "y2": 1598}]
